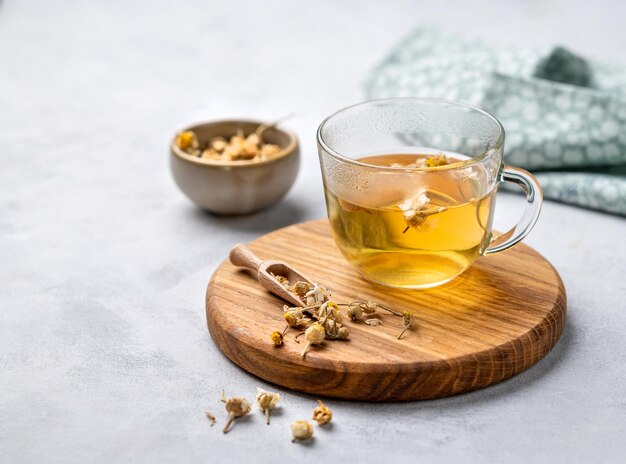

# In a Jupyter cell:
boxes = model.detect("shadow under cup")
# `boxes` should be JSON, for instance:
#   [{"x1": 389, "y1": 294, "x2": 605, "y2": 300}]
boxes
[{"x1": 317, "y1": 98, "x2": 542, "y2": 289}]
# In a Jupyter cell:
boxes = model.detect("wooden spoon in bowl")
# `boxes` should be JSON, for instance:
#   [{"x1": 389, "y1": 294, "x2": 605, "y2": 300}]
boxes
[{"x1": 229, "y1": 244, "x2": 314, "y2": 307}]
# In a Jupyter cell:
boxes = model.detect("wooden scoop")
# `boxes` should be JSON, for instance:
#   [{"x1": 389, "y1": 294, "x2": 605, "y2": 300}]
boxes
[{"x1": 229, "y1": 244, "x2": 314, "y2": 307}]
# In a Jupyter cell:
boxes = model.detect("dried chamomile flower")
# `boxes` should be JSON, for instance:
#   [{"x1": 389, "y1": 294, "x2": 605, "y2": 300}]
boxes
[
  {"x1": 400, "y1": 185, "x2": 429, "y2": 222},
  {"x1": 271, "y1": 330, "x2": 284, "y2": 346},
  {"x1": 400, "y1": 187, "x2": 430, "y2": 212},
  {"x1": 325, "y1": 322, "x2": 349, "y2": 340},
  {"x1": 346, "y1": 304, "x2": 362, "y2": 321},
  {"x1": 403, "y1": 211, "x2": 427, "y2": 231},
  {"x1": 222, "y1": 394, "x2": 251, "y2": 433},
  {"x1": 349, "y1": 300, "x2": 378, "y2": 317},
  {"x1": 365, "y1": 318, "x2": 383, "y2": 327},
  {"x1": 271, "y1": 325, "x2": 289, "y2": 346},
  {"x1": 242, "y1": 133, "x2": 261, "y2": 157},
  {"x1": 283, "y1": 307, "x2": 304, "y2": 327},
  {"x1": 425, "y1": 153, "x2": 449, "y2": 167},
  {"x1": 305, "y1": 284, "x2": 331, "y2": 306},
  {"x1": 290, "y1": 281, "x2": 313, "y2": 299},
  {"x1": 407, "y1": 205, "x2": 448, "y2": 233},
  {"x1": 205, "y1": 412, "x2": 216, "y2": 426},
  {"x1": 399, "y1": 186, "x2": 447, "y2": 233},
  {"x1": 210, "y1": 137, "x2": 228, "y2": 152},
  {"x1": 231, "y1": 129, "x2": 246, "y2": 147},
  {"x1": 230, "y1": 148, "x2": 256, "y2": 161},
  {"x1": 272, "y1": 273, "x2": 290, "y2": 286},
  {"x1": 176, "y1": 130, "x2": 199, "y2": 151},
  {"x1": 301, "y1": 322, "x2": 325, "y2": 359},
  {"x1": 260, "y1": 143, "x2": 281, "y2": 159},
  {"x1": 256, "y1": 388, "x2": 281, "y2": 425},
  {"x1": 283, "y1": 311, "x2": 298, "y2": 327},
  {"x1": 201, "y1": 149, "x2": 222, "y2": 160},
  {"x1": 397, "y1": 311, "x2": 414, "y2": 339},
  {"x1": 318, "y1": 301, "x2": 343, "y2": 324},
  {"x1": 291, "y1": 420, "x2": 314, "y2": 442},
  {"x1": 222, "y1": 144, "x2": 242, "y2": 160},
  {"x1": 312, "y1": 400, "x2": 332, "y2": 425},
  {"x1": 323, "y1": 318, "x2": 338, "y2": 338}
]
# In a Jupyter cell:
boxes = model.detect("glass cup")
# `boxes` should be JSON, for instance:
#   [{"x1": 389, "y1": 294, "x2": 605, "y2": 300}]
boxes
[{"x1": 317, "y1": 98, "x2": 542, "y2": 289}]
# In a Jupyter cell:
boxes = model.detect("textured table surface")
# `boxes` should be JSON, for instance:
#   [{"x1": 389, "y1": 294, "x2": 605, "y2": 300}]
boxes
[{"x1": 1, "y1": 1, "x2": 625, "y2": 463}]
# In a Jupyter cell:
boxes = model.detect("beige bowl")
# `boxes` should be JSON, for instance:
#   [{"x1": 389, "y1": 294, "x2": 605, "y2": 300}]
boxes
[{"x1": 170, "y1": 120, "x2": 300, "y2": 215}]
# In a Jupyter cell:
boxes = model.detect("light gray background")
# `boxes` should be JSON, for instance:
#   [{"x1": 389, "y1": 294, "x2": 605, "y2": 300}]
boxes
[{"x1": 1, "y1": 1, "x2": 625, "y2": 463}]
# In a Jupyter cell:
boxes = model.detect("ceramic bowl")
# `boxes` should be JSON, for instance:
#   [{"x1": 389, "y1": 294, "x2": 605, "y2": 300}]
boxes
[{"x1": 170, "y1": 120, "x2": 300, "y2": 215}]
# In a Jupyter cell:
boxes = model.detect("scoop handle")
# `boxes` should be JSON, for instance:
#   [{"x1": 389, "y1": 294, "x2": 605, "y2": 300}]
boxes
[{"x1": 229, "y1": 244, "x2": 263, "y2": 271}]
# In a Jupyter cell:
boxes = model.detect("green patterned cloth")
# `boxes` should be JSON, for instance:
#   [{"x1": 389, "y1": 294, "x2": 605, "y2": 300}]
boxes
[{"x1": 365, "y1": 27, "x2": 626, "y2": 216}]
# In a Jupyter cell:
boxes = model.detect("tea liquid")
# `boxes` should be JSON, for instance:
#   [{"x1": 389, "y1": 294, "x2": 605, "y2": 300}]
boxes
[{"x1": 324, "y1": 154, "x2": 495, "y2": 288}]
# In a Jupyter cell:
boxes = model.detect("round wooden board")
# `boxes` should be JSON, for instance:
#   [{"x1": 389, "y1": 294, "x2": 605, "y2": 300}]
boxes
[{"x1": 206, "y1": 219, "x2": 566, "y2": 401}]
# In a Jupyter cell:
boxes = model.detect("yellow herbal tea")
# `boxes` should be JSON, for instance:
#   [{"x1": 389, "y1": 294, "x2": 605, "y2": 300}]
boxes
[{"x1": 324, "y1": 154, "x2": 496, "y2": 288}]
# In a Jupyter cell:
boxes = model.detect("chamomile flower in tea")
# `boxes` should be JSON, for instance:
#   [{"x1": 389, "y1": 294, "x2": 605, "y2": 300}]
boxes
[
  {"x1": 324, "y1": 152, "x2": 495, "y2": 287},
  {"x1": 425, "y1": 153, "x2": 449, "y2": 167},
  {"x1": 399, "y1": 186, "x2": 431, "y2": 232}
]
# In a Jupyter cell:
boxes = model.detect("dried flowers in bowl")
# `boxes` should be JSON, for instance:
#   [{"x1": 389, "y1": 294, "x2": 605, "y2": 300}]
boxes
[
  {"x1": 170, "y1": 119, "x2": 300, "y2": 215},
  {"x1": 176, "y1": 128, "x2": 283, "y2": 163}
]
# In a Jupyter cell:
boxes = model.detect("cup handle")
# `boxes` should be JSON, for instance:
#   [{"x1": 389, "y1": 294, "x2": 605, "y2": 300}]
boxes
[{"x1": 483, "y1": 165, "x2": 543, "y2": 255}]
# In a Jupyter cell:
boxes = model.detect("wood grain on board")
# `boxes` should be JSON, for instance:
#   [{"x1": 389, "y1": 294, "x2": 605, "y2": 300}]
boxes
[{"x1": 206, "y1": 220, "x2": 566, "y2": 401}]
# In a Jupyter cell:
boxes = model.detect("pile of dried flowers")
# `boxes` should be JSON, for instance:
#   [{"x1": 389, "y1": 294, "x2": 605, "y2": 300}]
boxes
[
  {"x1": 207, "y1": 389, "x2": 332, "y2": 443},
  {"x1": 271, "y1": 275, "x2": 415, "y2": 358},
  {"x1": 176, "y1": 129, "x2": 282, "y2": 163}
]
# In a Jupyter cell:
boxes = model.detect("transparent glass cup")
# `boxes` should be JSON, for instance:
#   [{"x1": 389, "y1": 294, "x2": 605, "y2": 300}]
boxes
[{"x1": 317, "y1": 98, "x2": 542, "y2": 289}]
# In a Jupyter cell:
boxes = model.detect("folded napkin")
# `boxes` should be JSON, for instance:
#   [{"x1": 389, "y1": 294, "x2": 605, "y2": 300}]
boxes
[{"x1": 365, "y1": 27, "x2": 626, "y2": 216}]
